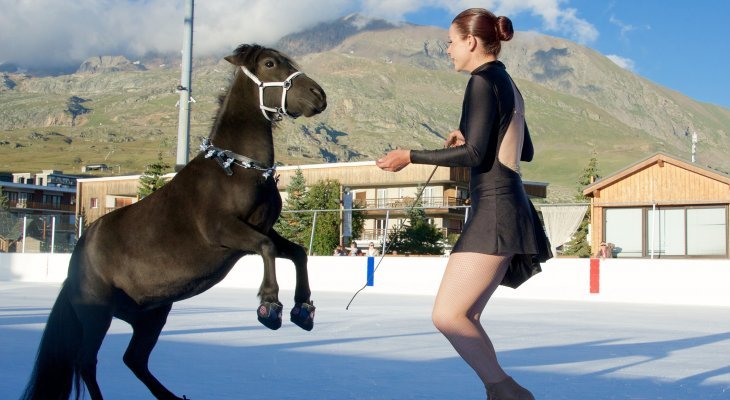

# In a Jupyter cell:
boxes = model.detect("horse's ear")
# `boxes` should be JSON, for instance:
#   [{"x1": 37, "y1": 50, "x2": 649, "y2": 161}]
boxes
[
  {"x1": 225, "y1": 44, "x2": 258, "y2": 67},
  {"x1": 224, "y1": 54, "x2": 240, "y2": 66}
]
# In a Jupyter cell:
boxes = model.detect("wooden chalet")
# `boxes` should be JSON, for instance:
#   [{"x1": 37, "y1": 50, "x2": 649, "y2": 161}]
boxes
[{"x1": 583, "y1": 153, "x2": 730, "y2": 258}]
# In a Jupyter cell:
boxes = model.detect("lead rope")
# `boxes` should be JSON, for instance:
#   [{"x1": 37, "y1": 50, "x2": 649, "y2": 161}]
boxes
[{"x1": 346, "y1": 164, "x2": 440, "y2": 310}]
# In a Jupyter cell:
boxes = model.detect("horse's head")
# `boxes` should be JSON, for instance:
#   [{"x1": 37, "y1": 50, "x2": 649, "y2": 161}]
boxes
[{"x1": 225, "y1": 44, "x2": 327, "y2": 121}]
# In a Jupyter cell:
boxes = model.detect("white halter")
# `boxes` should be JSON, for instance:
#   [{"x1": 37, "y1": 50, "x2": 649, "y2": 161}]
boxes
[{"x1": 239, "y1": 66, "x2": 304, "y2": 121}]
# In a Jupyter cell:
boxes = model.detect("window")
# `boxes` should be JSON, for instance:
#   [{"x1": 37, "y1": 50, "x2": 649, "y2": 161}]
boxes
[
  {"x1": 647, "y1": 208, "x2": 685, "y2": 256},
  {"x1": 43, "y1": 194, "x2": 62, "y2": 208},
  {"x1": 687, "y1": 208, "x2": 726, "y2": 256},
  {"x1": 423, "y1": 187, "x2": 434, "y2": 206},
  {"x1": 375, "y1": 219, "x2": 387, "y2": 240},
  {"x1": 606, "y1": 205, "x2": 728, "y2": 258},
  {"x1": 605, "y1": 208, "x2": 643, "y2": 258},
  {"x1": 376, "y1": 189, "x2": 386, "y2": 208},
  {"x1": 90, "y1": 198, "x2": 99, "y2": 209}
]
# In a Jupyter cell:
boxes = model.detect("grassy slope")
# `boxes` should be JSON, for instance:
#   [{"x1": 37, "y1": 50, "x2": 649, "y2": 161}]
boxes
[{"x1": 1, "y1": 31, "x2": 728, "y2": 201}]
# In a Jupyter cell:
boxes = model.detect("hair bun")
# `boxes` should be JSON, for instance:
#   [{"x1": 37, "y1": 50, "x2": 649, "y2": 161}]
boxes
[{"x1": 496, "y1": 16, "x2": 514, "y2": 41}]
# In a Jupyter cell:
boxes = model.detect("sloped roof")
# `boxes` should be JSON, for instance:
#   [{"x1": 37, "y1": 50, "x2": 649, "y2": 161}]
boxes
[{"x1": 583, "y1": 152, "x2": 730, "y2": 197}]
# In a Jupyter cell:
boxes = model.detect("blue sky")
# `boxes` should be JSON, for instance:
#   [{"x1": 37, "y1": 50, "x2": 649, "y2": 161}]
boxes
[
  {"x1": 402, "y1": 1, "x2": 730, "y2": 109},
  {"x1": 1, "y1": 0, "x2": 728, "y2": 108}
]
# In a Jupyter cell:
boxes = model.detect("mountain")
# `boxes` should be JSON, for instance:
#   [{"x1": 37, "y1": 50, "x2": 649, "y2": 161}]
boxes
[
  {"x1": 1, "y1": 15, "x2": 729, "y2": 201},
  {"x1": 276, "y1": 14, "x2": 400, "y2": 56}
]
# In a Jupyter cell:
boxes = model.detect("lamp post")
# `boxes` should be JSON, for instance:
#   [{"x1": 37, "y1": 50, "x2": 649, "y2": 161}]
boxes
[{"x1": 175, "y1": 0, "x2": 194, "y2": 171}]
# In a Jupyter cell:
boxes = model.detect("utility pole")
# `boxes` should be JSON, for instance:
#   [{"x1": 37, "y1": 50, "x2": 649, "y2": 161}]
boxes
[{"x1": 176, "y1": 0, "x2": 194, "y2": 171}]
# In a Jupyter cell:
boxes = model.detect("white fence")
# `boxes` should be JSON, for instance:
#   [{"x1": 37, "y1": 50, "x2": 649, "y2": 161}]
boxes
[{"x1": 1, "y1": 253, "x2": 728, "y2": 307}]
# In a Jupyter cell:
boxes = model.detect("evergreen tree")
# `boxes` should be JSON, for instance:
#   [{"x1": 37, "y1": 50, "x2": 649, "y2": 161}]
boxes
[
  {"x1": 304, "y1": 179, "x2": 341, "y2": 256},
  {"x1": 138, "y1": 153, "x2": 170, "y2": 199},
  {"x1": 387, "y1": 197, "x2": 444, "y2": 255},
  {"x1": 275, "y1": 168, "x2": 312, "y2": 247},
  {"x1": 563, "y1": 152, "x2": 600, "y2": 257},
  {"x1": 0, "y1": 186, "x2": 8, "y2": 210},
  {"x1": 76, "y1": 207, "x2": 89, "y2": 237},
  {"x1": 350, "y1": 201, "x2": 366, "y2": 241}
]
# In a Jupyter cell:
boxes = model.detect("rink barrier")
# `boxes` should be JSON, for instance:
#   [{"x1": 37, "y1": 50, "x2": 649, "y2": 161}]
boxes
[
  {"x1": 589, "y1": 258, "x2": 600, "y2": 294},
  {"x1": 1, "y1": 253, "x2": 729, "y2": 307}
]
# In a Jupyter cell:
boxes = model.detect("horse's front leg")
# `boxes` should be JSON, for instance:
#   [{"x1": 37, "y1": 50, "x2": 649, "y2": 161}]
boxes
[
  {"x1": 219, "y1": 222, "x2": 282, "y2": 330},
  {"x1": 269, "y1": 230, "x2": 315, "y2": 331}
]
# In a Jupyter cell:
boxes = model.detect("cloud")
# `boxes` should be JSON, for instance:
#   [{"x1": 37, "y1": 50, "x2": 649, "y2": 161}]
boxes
[
  {"x1": 494, "y1": 0, "x2": 598, "y2": 44},
  {"x1": 609, "y1": 14, "x2": 636, "y2": 37},
  {"x1": 606, "y1": 54, "x2": 636, "y2": 71},
  {"x1": 360, "y1": 0, "x2": 598, "y2": 44},
  {"x1": 0, "y1": 0, "x2": 355, "y2": 71},
  {"x1": 0, "y1": 0, "x2": 598, "y2": 71}
]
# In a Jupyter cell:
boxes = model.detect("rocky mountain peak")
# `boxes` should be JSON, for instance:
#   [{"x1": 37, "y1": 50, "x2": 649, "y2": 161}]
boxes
[
  {"x1": 76, "y1": 56, "x2": 147, "y2": 74},
  {"x1": 275, "y1": 13, "x2": 399, "y2": 57}
]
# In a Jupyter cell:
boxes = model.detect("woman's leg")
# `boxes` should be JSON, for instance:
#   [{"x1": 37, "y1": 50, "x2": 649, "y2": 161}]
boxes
[{"x1": 432, "y1": 252, "x2": 512, "y2": 385}]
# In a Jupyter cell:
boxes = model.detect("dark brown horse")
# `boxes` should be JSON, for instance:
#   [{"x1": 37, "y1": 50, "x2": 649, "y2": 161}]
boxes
[{"x1": 21, "y1": 44, "x2": 326, "y2": 400}]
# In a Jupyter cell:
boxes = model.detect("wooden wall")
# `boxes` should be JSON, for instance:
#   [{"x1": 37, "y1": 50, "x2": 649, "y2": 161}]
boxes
[
  {"x1": 587, "y1": 155, "x2": 730, "y2": 255},
  {"x1": 594, "y1": 162, "x2": 730, "y2": 206}
]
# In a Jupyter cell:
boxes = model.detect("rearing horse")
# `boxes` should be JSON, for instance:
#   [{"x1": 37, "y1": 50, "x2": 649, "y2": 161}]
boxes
[{"x1": 21, "y1": 44, "x2": 327, "y2": 400}]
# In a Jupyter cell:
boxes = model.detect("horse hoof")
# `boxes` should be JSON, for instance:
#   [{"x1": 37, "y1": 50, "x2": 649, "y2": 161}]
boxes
[
  {"x1": 257, "y1": 301, "x2": 283, "y2": 330},
  {"x1": 290, "y1": 301, "x2": 315, "y2": 331}
]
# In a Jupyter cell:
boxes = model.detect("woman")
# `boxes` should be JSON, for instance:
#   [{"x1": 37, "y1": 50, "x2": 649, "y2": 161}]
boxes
[
  {"x1": 377, "y1": 8, "x2": 551, "y2": 400},
  {"x1": 366, "y1": 242, "x2": 380, "y2": 257}
]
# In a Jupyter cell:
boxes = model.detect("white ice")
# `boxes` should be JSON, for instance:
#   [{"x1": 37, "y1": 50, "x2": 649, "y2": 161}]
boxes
[{"x1": 2, "y1": 282, "x2": 730, "y2": 399}]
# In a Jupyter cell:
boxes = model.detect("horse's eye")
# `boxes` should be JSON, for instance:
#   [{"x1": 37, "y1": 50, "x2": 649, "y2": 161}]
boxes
[{"x1": 265, "y1": 60, "x2": 275, "y2": 68}]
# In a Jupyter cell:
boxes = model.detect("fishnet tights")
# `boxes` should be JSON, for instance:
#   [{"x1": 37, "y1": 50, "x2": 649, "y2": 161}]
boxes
[{"x1": 432, "y1": 252, "x2": 512, "y2": 386}]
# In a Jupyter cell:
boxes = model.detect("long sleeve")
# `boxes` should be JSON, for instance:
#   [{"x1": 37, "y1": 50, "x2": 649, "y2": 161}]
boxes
[{"x1": 410, "y1": 75, "x2": 497, "y2": 167}]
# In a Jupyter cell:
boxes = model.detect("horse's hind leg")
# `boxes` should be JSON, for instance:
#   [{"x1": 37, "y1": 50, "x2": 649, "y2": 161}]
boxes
[
  {"x1": 122, "y1": 304, "x2": 185, "y2": 400},
  {"x1": 74, "y1": 304, "x2": 114, "y2": 400},
  {"x1": 269, "y1": 230, "x2": 315, "y2": 331}
]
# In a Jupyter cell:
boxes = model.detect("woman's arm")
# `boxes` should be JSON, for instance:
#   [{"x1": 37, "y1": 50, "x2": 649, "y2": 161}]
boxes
[{"x1": 410, "y1": 75, "x2": 497, "y2": 167}]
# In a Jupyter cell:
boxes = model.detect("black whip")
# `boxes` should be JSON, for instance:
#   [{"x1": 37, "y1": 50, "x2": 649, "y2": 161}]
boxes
[{"x1": 345, "y1": 164, "x2": 440, "y2": 310}]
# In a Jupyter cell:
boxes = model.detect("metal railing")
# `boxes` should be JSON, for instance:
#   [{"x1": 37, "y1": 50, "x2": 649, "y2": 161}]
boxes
[
  {"x1": 1, "y1": 203, "x2": 470, "y2": 254},
  {"x1": 360, "y1": 196, "x2": 467, "y2": 209},
  {"x1": 0, "y1": 214, "x2": 79, "y2": 254},
  {"x1": 7, "y1": 200, "x2": 75, "y2": 213}
]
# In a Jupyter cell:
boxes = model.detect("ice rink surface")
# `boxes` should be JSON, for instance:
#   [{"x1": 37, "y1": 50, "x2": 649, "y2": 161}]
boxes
[{"x1": 2, "y1": 282, "x2": 729, "y2": 399}]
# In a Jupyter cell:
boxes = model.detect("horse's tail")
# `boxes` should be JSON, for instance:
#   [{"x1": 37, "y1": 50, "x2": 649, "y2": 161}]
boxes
[{"x1": 20, "y1": 282, "x2": 82, "y2": 400}]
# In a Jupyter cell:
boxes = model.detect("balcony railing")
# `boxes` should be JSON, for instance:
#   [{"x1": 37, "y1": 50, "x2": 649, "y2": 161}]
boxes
[
  {"x1": 7, "y1": 200, "x2": 75, "y2": 213},
  {"x1": 359, "y1": 196, "x2": 467, "y2": 209},
  {"x1": 360, "y1": 227, "x2": 461, "y2": 241}
]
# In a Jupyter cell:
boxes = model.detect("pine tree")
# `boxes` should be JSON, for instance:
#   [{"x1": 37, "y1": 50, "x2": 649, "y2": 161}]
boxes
[
  {"x1": 304, "y1": 179, "x2": 341, "y2": 256},
  {"x1": 76, "y1": 207, "x2": 89, "y2": 237},
  {"x1": 138, "y1": 153, "x2": 170, "y2": 199},
  {"x1": 563, "y1": 152, "x2": 600, "y2": 257},
  {"x1": 387, "y1": 196, "x2": 444, "y2": 255},
  {"x1": 0, "y1": 186, "x2": 8, "y2": 210},
  {"x1": 275, "y1": 168, "x2": 312, "y2": 247}
]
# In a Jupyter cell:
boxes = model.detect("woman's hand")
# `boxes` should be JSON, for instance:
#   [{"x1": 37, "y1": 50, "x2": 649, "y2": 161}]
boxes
[
  {"x1": 444, "y1": 130, "x2": 465, "y2": 147},
  {"x1": 376, "y1": 149, "x2": 411, "y2": 172}
]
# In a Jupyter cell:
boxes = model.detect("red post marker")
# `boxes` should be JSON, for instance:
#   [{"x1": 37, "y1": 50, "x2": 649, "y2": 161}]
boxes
[{"x1": 589, "y1": 258, "x2": 600, "y2": 294}]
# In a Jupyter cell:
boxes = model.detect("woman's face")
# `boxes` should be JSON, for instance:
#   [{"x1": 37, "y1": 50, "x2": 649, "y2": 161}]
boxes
[{"x1": 447, "y1": 24, "x2": 471, "y2": 72}]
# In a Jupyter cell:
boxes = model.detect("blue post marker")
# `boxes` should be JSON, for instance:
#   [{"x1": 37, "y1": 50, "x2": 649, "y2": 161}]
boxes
[{"x1": 366, "y1": 256, "x2": 375, "y2": 286}]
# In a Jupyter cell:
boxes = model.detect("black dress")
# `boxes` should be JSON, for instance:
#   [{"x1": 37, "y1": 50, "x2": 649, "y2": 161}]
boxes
[{"x1": 410, "y1": 61, "x2": 552, "y2": 288}]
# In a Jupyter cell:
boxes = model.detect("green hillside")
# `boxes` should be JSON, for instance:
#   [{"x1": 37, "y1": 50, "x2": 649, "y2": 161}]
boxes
[{"x1": 1, "y1": 23, "x2": 728, "y2": 202}]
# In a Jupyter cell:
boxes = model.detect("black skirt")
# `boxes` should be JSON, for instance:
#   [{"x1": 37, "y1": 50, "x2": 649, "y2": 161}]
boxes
[{"x1": 452, "y1": 164, "x2": 552, "y2": 288}]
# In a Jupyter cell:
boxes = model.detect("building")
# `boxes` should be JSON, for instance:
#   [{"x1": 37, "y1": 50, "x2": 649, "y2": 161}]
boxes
[
  {"x1": 583, "y1": 152, "x2": 730, "y2": 258},
  {"x1": 276, "y1": 161, "x2": 547, "y2": 244},
  {"x1": 75, "y1": 161, "x2": 548, "y2": 246},
  {"x1": 0, "y1": 170, "x2": 80, "y2": 252}
]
